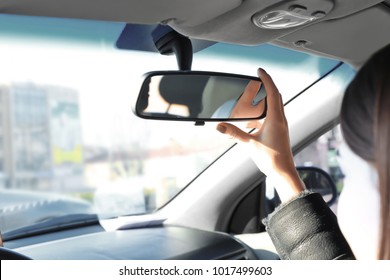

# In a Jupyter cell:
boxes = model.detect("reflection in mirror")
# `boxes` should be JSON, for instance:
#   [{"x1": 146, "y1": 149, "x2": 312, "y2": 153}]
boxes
[{"x1": 136, "y1": 72, "x2": 267, "y2": 121}]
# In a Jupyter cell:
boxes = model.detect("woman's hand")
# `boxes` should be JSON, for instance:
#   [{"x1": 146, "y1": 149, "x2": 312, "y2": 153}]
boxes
[{"x1": 216, "y1": 68, "x2": 305, "y2": 202}]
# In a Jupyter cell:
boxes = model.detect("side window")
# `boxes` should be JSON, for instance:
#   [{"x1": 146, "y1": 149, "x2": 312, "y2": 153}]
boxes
[
  {"x1": 294, "y1": 124, "x2": 344, "y2": 193},
  {"x1": 265, "y1": 124, "x2": 345, "y2": 216}
]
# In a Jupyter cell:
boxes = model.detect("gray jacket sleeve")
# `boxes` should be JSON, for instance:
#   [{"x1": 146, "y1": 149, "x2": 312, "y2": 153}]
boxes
[{"x1": 263, "y1": 192, "x2": 355, "y2": 260}]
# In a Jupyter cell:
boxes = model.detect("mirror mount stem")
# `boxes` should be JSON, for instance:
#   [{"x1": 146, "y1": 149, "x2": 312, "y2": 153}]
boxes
[{"x1": 154, "y1": 30, "x2": 193, "y2": 70}]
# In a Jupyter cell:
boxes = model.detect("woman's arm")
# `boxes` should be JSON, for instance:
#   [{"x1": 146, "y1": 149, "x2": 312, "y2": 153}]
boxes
[
  {"x1": 216, "y1": 68, "x2": 305, "y2": 202},
  {"x1": 217, "y1": 68, "x2": 354, "y2": 259}
]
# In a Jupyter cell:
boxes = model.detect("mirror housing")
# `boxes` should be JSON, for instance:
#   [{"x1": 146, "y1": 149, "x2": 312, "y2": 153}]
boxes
[
  {"x1": 135, "y1": 71, "x2": 267, "y2": 124},
  {"x1": 297, "y1": 166, "x2": 338, "y2": 206}
]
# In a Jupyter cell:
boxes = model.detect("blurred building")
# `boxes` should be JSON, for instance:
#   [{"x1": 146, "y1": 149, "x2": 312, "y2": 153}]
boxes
[{"x1": 0, "y1": 83, "x2": 83, "y2": 191}]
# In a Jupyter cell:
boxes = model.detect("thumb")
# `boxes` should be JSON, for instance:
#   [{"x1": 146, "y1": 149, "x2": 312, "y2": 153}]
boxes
[{"x1": 216, "y1": 123, "x2": 252, "y2": 143}]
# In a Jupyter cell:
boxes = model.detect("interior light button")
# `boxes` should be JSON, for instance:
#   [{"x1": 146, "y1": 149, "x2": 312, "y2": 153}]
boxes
[
  {"x1": 312, "y1": 11, "x2": 326, "y2": 19},
  {"x1": 288, "y1": 5, "x2": 308, "y2": 14}
]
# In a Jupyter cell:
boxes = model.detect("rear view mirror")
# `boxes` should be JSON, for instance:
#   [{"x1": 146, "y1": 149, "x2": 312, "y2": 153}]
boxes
[
  {"x1": 135, "y1": 71, "x2": 267, "y2": 124},
  {"x1": 297, "y1": 166, "x2": 338, "y2": 206}
]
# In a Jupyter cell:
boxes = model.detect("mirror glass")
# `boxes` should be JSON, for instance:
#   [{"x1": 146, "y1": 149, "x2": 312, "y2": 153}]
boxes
[{"x1": 135, "y1": 72, "x2": 267, "y2": 122}]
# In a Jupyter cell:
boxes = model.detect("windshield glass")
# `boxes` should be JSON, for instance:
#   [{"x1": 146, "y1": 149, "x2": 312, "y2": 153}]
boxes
[{"x1": 0, "y1": 14, "x2": 342, "y2": 236}]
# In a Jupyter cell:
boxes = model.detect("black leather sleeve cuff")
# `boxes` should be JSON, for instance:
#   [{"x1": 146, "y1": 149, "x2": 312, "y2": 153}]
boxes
[{"x1": 263, "y1": 192, "x2": 355, "y2": 260}]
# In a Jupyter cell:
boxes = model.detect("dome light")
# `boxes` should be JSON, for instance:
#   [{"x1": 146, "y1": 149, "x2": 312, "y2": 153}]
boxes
[{"x1": 252, "y1": 10, "x2": 318, "y2": 29}]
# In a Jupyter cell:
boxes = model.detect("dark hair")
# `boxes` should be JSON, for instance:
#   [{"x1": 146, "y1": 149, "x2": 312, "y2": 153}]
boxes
[{"x1": 340, "y1": 43, "x2": 390, "y2": 259}]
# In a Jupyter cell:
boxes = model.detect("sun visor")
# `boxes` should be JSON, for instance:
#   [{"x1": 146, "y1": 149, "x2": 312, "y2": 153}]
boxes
[{"x1": 116, "y1": 24, "x2": 215, "y2": 53}]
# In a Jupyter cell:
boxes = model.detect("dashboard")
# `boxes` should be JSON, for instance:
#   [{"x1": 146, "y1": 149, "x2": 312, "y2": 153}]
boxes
[{"x1": 4, "y1": 225, "x2": 275, "y2": 260}]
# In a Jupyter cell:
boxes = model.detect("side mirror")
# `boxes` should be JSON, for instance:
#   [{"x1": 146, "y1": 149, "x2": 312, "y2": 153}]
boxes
[
  {"x1": 134, "y1": 71, "x2": 267, "y2": 124},
  {"x1": 297, "y1": 166, "x2": 338, "y2": 206}
]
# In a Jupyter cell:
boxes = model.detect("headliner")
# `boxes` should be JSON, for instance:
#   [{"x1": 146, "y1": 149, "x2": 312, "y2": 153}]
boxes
[{"x1": 1, "y1": 0, "x2": 389, "y2": 67}]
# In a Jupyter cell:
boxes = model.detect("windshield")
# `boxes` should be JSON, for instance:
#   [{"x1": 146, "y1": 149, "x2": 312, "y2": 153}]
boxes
[{"x1": 0, "y1": 14, "x2": 342, "y2": 236}]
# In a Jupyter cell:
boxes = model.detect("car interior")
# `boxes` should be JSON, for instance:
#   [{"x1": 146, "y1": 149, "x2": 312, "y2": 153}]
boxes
[{"x1": 1, "y1": 0, "x2": 390, "y2": 260}]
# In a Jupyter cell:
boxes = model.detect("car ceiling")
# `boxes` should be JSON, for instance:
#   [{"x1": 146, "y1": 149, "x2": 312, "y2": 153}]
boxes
[{"x1": 1, "y1": 0, "x2": 390, "y2": 67}]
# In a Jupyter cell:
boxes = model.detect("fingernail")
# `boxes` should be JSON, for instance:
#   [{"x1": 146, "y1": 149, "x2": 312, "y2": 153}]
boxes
[{"x1": 217, "y1": 124, "x2": 227, "y2": 134}]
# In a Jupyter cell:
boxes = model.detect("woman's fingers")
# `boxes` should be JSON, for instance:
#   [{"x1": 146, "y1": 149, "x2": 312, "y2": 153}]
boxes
[
  {"x1": 257, "y1": 68, "x2": 283, "y2": 119},
  {"x1": 279, "y1": 94, "x2": 288, "y2": 124},
  {"x1": 217, "y1": 68, "x2": 286, "y2": 143},
  {"x1": 246, "y1": 120, "x2": 263, "y2": 130},
  {"x1": 216, "y1": 123, "x2": 253, "y2": 143}
]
